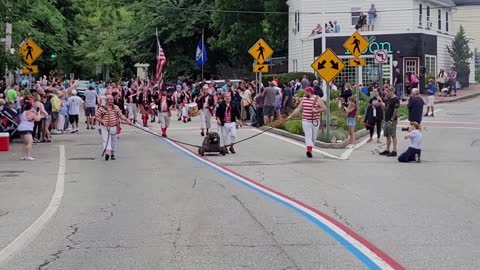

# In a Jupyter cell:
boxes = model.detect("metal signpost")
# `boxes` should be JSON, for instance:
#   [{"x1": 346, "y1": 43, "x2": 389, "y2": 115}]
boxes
[
  {"x1": 343, "y1": 31, "x2": 369, "y2": 116},
  {"x1": 249, "y1": 38, "x2": 273, "y2": 94},
  {"x1": 311, "y1": 48, "x2": 345, "y2": 139}
]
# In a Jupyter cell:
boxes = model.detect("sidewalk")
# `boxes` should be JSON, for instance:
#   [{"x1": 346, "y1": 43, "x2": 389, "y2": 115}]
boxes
[{"x1": 402, "y1": 83, "x2": 480, "y2": 105}]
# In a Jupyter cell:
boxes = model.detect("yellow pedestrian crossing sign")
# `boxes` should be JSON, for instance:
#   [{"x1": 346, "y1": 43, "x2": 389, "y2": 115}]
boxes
[
  {"x1": 248, "y1": 39, "x2": 273, "y2": 65},
  {"x1": 349, "y1": 58, "x2": 366, "y2": 67},
  {"x1": 22, "y1": 65, "x2": 39, "y2": 74},
  {"x1": 253, "y1": 64, "x2": 269, "y2": 73},
  {"x1": 343, "y1": 32, "x2": 369, "y2": 59},
  {"x1": 19, "y1": 39, "x2": 43, "y2": 65},
  {"x1": 311, "y1": 49, "x2": 345, "y2": 83}
]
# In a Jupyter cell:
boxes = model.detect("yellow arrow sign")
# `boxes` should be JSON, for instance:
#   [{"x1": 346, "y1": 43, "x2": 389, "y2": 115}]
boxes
[
  {"x1": 349, "y1": 58, "x2": 366, "y2": 67},
  {"x1": 343, "y1": 31, "x2": 369, "y2": 59},
  {"x1": 22, "y1": 65, "x2": 39, "y2": 74},
  {"x1": 248, "y1": 39, "x2": 273, "y2": 65},
  {"x1": 311, "y1": 49, "x2": 345, "y2": 83},
  {"x1": 253, "y1": 64, "x2": 269, "y2": 73},
  {"x1": 19, "y1": 39, "x2": 43, "y2": 65}
]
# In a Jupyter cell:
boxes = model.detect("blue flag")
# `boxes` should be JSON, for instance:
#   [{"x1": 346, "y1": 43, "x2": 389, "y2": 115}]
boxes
[{"x1": 195, "y1": 36, "x2": 207, "y2": 68}]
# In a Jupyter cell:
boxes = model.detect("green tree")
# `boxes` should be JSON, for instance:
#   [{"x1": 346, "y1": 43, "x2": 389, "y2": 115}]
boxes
[{"x1": 448, "y1": 25, "x2": 473, "y2": 88}]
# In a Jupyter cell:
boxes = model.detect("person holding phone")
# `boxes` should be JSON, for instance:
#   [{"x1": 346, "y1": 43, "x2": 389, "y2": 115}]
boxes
[{"x1": 17, "y1": 98, "x2": 42, "y2": 160}]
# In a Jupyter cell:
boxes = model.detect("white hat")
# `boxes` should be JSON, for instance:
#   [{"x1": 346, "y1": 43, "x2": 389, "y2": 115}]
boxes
[{"x1": 71, "y1": 90, "x2": 77, "y2": 95}]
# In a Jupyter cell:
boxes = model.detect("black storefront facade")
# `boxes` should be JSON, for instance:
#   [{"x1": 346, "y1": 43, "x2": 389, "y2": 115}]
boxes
[{"x1": 314, "y1": 33, "x2": 438, "y2": 93}]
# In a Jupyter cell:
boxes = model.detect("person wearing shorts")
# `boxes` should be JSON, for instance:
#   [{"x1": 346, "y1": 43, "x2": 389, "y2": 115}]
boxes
[
  {"x1": 380, "y1": 86, "x2": 400, "y2": 157},
  {"x1": 67, "y1": 90, "x2": 84, "y2": 133},
  {"x1": 425, "y1": 79, "x2": 436, "y2": 117},
  {"x1": 84, "y1": 86, "x2": 98, "y2": 129},
  {"x1": 261, "y1": 82, "x2": 278, "y2": 125}
]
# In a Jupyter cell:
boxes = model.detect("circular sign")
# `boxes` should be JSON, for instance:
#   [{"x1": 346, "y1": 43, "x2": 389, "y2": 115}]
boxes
[{"x1": 374, "y1": 50, "x2": 388, "y2": 64}]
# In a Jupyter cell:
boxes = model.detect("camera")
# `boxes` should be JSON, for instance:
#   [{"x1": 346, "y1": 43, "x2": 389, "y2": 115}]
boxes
[{"x1": 401, "y1": 127, "x2": 409, "y2": 132}]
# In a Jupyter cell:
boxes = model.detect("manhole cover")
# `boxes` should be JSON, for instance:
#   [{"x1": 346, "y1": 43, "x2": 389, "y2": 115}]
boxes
[{"x1": 69, "y1": 157, "x2": 96, "y2": 161}]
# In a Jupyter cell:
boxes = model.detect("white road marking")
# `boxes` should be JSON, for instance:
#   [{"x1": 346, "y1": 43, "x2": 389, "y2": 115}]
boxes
[
  {"x1": 0, "y1": 145, "x2": 66, "y2": 265},
  {"x1": 399, "y1": 120, "x2": 479, "y2": 125},
  {"x1": 249, "y1": 129, "x2": 342, "y2": 160}
]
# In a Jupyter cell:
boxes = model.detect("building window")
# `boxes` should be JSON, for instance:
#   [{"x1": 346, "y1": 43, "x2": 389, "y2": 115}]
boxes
[
  {"x1": 351, "y1": 7, "x2": 361, "y2": 26},
  {"x1": 425, "y1": 55, "x2": 437, "y2": 76},
  {"x1": 438, "y1": 10, "x2": 442, "y2": 30},
  {"x1": 426, "y1": 6, "x2": 431, "y2": 28},
  {"x1": 292, "y1": 59, "x2": 298, "y2": 72},
  {"x1": 446, "y1": 11, "x2": 449, "y2": 32},
  {"x1": 294, "y1": 12, "x2": 300, "y2": 33},
  {"x1": 418, "y1": 4, "x2": 423, "y2": 27}
]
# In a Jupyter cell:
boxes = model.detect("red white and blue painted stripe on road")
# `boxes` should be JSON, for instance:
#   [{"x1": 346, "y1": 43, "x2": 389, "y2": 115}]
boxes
[{"x1": 136, "y1": 125, "x2": 405, "y2": 270}]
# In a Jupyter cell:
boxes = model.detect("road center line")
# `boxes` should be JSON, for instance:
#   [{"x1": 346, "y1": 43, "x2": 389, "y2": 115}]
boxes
[
  {"x1": 135, "y1": 125, "x2": 405, "y2": 270},
  {"x1": 0, "y1": 145, "x2": 66, "y2": 266}
]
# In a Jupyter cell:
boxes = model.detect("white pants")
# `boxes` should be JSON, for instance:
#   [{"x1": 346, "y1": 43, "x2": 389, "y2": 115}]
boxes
[
  {"x1": 57, "y1": 114, "x2": 65, "y2": 131},
  {"x1": 181, "y1": 104, "x2": 189, "y2": 118},
  {"x1": 127, "y1": 103, "x2": 138, "y2": 121},
  {"x1": 302, "y1": 120, "x2": 319, "y2": 147},
  {"x1": 219, "y1": 122, "x2": 237, "y2": 147},
  {"x1": 101, "y1": 126, "x2": 118, "y2": 154},
  {"x1": 200, "y1": 109, "x2": 212, "y2": 130},
  {"x1": 158, "y1": 112, "x2": 170, "y2": 129}
]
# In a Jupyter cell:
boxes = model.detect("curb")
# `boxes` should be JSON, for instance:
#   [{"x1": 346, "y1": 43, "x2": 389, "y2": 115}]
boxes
[
  {"x1": 259, "y1": 126, "x2": 369, "y2": 149},
  {"x1": 434, "y1": 92, "x2": 480, "y2": 104}
]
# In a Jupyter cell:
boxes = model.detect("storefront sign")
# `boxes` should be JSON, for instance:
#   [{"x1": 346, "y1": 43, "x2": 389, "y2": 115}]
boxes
[{"x1": 345, "y1": 41, "x2": 393, "y2": 55}]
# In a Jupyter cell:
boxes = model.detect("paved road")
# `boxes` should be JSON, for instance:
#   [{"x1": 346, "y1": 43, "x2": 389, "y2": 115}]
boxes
[{"x1": 1, "y1": 97, "x2": 479, "y2": 269}]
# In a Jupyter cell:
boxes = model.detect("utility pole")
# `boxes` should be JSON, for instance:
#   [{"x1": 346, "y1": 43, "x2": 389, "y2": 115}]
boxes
[{"x1": 5, "y1": 0, "x2": 13, "y2": 86}]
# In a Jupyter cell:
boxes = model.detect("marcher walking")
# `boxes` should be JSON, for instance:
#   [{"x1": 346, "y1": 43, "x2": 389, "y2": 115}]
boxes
[
  {"x1": 216, "y1": 92, "x2": 242, "y2": 154},
  {"x1": 156, "y1": 87, "x2": 174, "y2": 137},
  {"x1": 198, "y1": 85, "x2": 215, "y2": 136},
  {"x1": 95, "y1": 95, "x2": 131, "y2": 161},
  {"x1": 286, "y1": 87, "x2": 327, "y2": 158}
]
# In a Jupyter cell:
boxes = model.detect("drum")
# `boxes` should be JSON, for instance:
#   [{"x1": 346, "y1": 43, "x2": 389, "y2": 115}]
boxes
[{"x1": 187, "y1": 103, "x2": 200, "y2": 117}]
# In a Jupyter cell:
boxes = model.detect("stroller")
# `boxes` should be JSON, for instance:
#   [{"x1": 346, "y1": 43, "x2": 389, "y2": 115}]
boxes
[
  {"x1": 198, "y1": 132, "x2": 226, "y2": 156},
  {"x1": 0, "y1": 107, "x2": 20, "y2": 141}
]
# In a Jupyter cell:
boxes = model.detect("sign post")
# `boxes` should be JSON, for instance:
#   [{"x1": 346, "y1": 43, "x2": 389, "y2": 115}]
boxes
[
  {"x1": 343, "y1": 32, "x2": 369, "y2": 117},
  {"x1": 249, "y1": 39, "x2": 274, "y2": 96},
  {"x1": 311, "y1": 48, "x2": 345, "y2": 140}
]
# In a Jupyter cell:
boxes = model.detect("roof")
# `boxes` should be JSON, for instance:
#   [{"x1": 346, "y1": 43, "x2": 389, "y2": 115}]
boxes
[
  {"x1": 453, "y1": 0, "x2": 480, "y2": 6},
  {"x1": 433, "y1": 0, "x2": 456, "y2": 6}
]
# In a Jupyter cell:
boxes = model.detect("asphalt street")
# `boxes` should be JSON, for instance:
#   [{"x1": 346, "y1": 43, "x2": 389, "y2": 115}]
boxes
[{"x1": 1, "y1": 97, "x2": 479, "y2": 269}]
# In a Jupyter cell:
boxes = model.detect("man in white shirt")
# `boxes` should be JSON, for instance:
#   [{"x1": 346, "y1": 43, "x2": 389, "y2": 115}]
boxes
[{"x1": 67, "y1": 90, "x2": 84, "y2": 133}]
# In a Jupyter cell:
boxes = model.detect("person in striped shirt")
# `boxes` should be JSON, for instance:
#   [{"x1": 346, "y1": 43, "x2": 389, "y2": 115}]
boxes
[
  {"x1": 286, "y1": 87, "x2": 327, "y2": 158},
  {"x1": 95, "y1": 95, "x2": 132, "y2": 161}
]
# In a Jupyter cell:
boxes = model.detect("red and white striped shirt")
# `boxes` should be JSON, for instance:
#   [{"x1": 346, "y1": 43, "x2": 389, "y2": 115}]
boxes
[
  {"x1": 96, "y1": 105, "x2": 122, "y2": 127},
  {"x1": 302, "y1": 96, "x2": 320, "y2": 121}
]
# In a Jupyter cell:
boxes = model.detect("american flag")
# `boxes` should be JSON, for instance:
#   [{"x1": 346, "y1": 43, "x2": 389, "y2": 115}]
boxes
[{"x1": 155, "y1": 29, "x2": 167, "y2": 88}]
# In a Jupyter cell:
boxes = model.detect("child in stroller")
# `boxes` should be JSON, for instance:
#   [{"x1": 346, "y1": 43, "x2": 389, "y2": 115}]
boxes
[{"x1": 0, "y1": 101, "x2": 21, "y2": 141}]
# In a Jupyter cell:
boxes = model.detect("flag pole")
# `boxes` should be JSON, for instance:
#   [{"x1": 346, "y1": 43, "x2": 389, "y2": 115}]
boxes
[{"x1": 201, "y1": 28, "x2": 204, "y2": 80}]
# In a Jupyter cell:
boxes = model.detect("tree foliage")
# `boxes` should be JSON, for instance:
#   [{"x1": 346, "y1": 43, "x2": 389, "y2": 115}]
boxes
[
  {"x1": 448, "y1": 25, "x2": 473, "y2": 87},
  {"x1": 1, "y1": 0, "x2": 288, "y2": 80}
]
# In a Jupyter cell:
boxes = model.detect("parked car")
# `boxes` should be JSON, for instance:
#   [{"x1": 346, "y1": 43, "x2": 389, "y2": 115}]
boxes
[{"x1": 75, "y1": 80, "x2": 90, "y2": 98}]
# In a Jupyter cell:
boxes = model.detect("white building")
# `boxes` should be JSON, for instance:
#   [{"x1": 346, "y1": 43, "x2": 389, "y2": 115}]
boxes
[
  {"x1": 287, "y1": 0, "x2": 458, "y2": 88},
  {"x1": 453, "y1": 0, "x2": 480, "y2": 83}
]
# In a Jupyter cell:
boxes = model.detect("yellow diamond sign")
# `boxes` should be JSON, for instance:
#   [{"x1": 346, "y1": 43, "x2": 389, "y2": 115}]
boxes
[
  {"x1": 22, "y1": 65, "x2": 39, "y2": 74},
  {"x1": 19, "y1": 39, "x2": 43, "y2": 65},
  {"x1": 248, "y1": 39, "x2": 273, "y2": 65},
  {"x1": 253, "y1": 64, "x2": 269, "y2": 73},
  {"x1": 311, "y1": 49, "x2": 345, "y2": 83},
  {"x1": 343, "y1": 31, "x2": 369, "y2": 59}
]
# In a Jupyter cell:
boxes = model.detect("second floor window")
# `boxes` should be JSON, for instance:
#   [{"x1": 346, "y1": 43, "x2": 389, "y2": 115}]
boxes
[
  {"x1": 426, "y1": 6, "x2": 431, "y2": 27},
  {"x1": 419, "y1": 4, "x2": 423, "y2": 27},
  {"x1": 294, "y1": 12, "x2": 300, "y2": 33},
  {"x1": 446, "y1": 11, "x2": 449, "y2": 32},
  {"x1": 438, "y1": 10, "x2": 442, "y2": 30},
  {"x1": 351, "y1": 7, "x2": 362, "y2": 26}
]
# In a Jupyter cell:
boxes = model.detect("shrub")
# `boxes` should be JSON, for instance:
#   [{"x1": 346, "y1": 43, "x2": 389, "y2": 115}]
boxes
[
  {"x1": 295, "y1": 89, "x2": 305, "y2": 97},
  {"x1": 398, "y1": 105, "x2": 408, "y2": 118},
  {"x1": 278, "y1": 119, "x2": 304, "y2": 135},
  {"x1": 262, "y1": 72, "x2": 316, "y2": 86}
]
